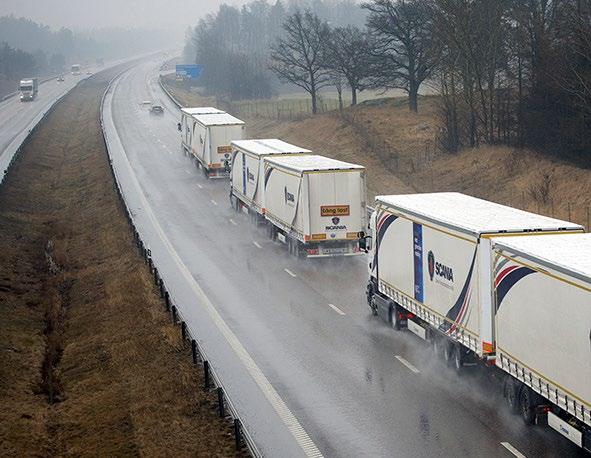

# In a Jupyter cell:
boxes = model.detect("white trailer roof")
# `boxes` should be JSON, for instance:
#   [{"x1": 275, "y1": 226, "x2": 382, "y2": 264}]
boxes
[
  {"x1": 266, "y1": 154, "x2": 364, "y2": 172},
  {"x1": 493, "y1": 233, "x2": 591, "y2": 284},
  {"x1": 181, "y1": 107, "x2": 224, "y2": 116},
  {"x1": 193, "y1": 112, "x2": 244, "y2": 126},
  {"x1": 376, "y1": 192, "x2": 583, "y2": 237},
  {"x1": 231, "y1": 139, "x2": 311, "y2": 157}
]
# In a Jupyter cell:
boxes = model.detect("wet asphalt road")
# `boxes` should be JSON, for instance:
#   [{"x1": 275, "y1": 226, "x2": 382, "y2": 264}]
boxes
[{"x1": 105, "y1": 59, "x2": 584, "y2": 457}]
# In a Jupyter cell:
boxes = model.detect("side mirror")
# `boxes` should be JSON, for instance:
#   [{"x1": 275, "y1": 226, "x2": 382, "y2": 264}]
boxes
[
  {"x1": 177, "y1": 122, "x2": 182, "y2": 132},
  {"x1": 359, "y1": 235, "x2": 372, "y2": 253}
]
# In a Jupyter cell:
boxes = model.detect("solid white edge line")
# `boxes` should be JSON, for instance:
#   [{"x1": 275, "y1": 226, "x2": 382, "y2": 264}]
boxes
[
  {"x1": 327, "y1": 304, "x2": 346, "y2": 316},
  {"x1": 253, "y1": 241, "x2": 262, "y2": 249},
  {"x1": 284, "y1": 268, "x2": 297, "y2": 278},
  {"x1": 106, "y1": 75, "x2": 323, "y2": 458},
  {"x1": 394, "y1": 355, "x2": 420, "y2": 374},
  {"x1": 500, "y1": 442, "x2": 526, "y2": 458}
]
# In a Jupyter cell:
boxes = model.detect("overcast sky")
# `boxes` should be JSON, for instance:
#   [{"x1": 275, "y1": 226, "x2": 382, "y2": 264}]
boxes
[{"x1": 0, "y1": 0, "x2": 247, "y2": 30}]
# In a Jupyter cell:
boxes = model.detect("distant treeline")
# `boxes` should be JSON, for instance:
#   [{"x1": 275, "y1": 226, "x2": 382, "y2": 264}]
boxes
[
  {"x1": 187, "y1": 0, "x2": 591, "y2": 161},
  {"x1": 183, "y1": 0, "x2": 366, "y2": 100}
]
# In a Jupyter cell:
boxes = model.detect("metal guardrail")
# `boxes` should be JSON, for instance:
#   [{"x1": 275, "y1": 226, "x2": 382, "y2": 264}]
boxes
[
  {"x1": 100, "y1": 70, "x2": 260, "y2": 458},
  {"x1": 158, "y1": 75, "x2": 183, "y2": 109}
]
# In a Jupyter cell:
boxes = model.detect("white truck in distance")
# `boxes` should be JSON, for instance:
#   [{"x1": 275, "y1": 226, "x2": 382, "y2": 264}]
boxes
[
  {"x1": 263, "y1": 154, "x2": 367, "y2": 257},
  {"x1": 230, "y1": 139, "x2": 311, "y2": 219},
  {"x1": 179, "y1": 108, "x2": 244, "y2": 178},
  {"x1": 492, "y1": 234, "x2": 590, "y2": 451},
  {"x1": 365, "y1": 192, "x2": 589, "y2": 451},
  {"x1": 19, "y1": 78, "x2": 38, "y2": 101},
  {"x1": 71, "y1": 64, "x2": 81, "y2": 75}
]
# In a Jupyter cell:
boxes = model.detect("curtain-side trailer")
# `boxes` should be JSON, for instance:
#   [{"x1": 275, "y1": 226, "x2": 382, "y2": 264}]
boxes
[
  {"x1": 366, "y1": 192, "x2": 583, "y2": 362},
  {"x1": 184, "y1": 112, "x2": 244, "y2": 178},
  {"x1": 179, "y1": 107, "x2": 224, "y2": 158},
  {"x1": 263, "y1": 155, "x2": 367, "y2": 257},
  {"x1": 229, "y1": 139, "x2": 311, "y2": 220},
  {"x1": 492, "y1": 234, "x2": 591, "y2": 452}
]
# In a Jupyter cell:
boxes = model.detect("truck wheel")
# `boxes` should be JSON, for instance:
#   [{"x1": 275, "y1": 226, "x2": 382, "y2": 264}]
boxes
[
  {"x1": 503, "y1": 378, "x2": 519, "y2": 414},
  {"x1": 268, "y1": 225, "x2": 276, "y2": 241},
  {"x1": 453, "y1": 344, "x2": 464, "y2": 371},
  {"x1": 432, "y1": 336, "x2": 443, "y2": 357},
  {"x1": 519, "y1": 387, "x2": 537, "y2": 425},
  {"x1": 389, "y1": 305, "x2": 401, "y2": 330},
  {"x1": 203, "y1": 167, "x2": 209, "y2": 179}
]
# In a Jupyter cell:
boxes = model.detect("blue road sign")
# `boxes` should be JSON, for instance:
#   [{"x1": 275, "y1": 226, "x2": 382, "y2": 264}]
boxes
[{"x1": 176, "y1": 64, "x2": 203, "y2": 79}]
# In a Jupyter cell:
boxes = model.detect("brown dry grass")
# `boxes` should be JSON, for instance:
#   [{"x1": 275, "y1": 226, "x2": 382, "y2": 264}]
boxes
[
  {"x1": 0, "y1": 71, "x2": 244, "y2": 456},
  {"x1": 165, "y1": 79, "x2": 590, "y2": 228}
]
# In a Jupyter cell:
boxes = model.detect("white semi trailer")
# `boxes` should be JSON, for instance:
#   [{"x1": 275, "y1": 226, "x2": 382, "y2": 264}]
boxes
[
  {"x1": 179, "y1": 109, "x2": 244, "y2": 178},
  {"x1": 229, "y1": 139, "x2": 311, "y2": 219},
  {"x1": 263, "y1": 155, "x2": 367, "y2": 257},
  {"x1": 19, "y1": 78, "x2": 38, "y2": 101},
  {"x1": 71, "y1": 64, "x2": 81, "y2": 75},
  {"x1": 364, "y1": 192, "x2": 589, "y2": 451},
  {"x1": 492, "y1": 234, "x2": 590, "y2": 451}
]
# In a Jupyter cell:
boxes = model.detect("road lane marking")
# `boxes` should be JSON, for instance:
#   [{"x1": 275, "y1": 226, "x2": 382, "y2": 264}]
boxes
[
  {"x1": 184, "y1": 170, "x2": 191, "y2": 175},
  {"x1": 196, "y1": 183, "x2": 203, "y2": 189},
  {"x1": 104, "y1": 78, "x2": 323, "y2": 458},
  {"x1": 328, "y1": 303, "x2": 346, "y2": 316},
  {"x1": 253, "y1": 241, "x2": 262, "y2": 249},
  {"x1": 229, "y1": 218, "x2": 238, "y2": 226},
  {"x1": 210, "y1": 199, "x2": 218, "y2": 206},
  {"x1": 501, "y1": 442, "x2": 526, "y2": 458},
  {"x1": 395, "y1": 355, "x2": 420, "y2": 374},
  {"x1": 284, "y1": 268, "x2": 297, "y2": 278}
]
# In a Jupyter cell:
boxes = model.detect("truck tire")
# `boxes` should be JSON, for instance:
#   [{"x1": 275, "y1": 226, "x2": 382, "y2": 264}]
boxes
[
  {"x1": 389, "y1": 305, "x2": 401, "y2": 330},
  {"x1": 442, "y1": 340, "x2": 454, "y2": 366},
  {"x1": 503, "y1": 377, "x2": 520, "y2": 414},
  {"x1": 519, "y1": 386, "x2": 537, "y2": 425},
  {"x1": 432, "y1": 336, "x2": 444, "y2": 357}
]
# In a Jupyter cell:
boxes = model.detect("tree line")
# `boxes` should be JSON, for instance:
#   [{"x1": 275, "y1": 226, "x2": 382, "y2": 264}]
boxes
[{"x1": 187, "y1": 0, "x2": 591, "y2": 160}]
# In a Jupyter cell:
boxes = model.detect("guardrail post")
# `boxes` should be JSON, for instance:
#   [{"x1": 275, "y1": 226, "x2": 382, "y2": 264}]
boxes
[
  {"x1": 164, "y1": 291, "x2": 170, "y2": 311},
  {"x1": 217, "y1": 387, "x2": 225, "y2": 418},
  {"x1": 153, "y1": 267, "x2": 158, "y2": 284},
  {"x1": 148, "y1": 257, "x2": 153, "y2": 271},
  {"x1": 191, "y1": 339, "x2": 197, "y2": 364},
  {"x1": 204, "y1": 360, "x2": 210, "y2": 390},
  {"x1": 234, "y1": 418, "x2": 241, "y2": 450},
  {"x1": 181, "y1": 321, "x2": 186, "y2": 341},
  {"x1": 159, "y1": 279, "x2": 164, "y2": 298},
  {"x1": 171, "y1": 305, "x2": 177, "y2": 324}
]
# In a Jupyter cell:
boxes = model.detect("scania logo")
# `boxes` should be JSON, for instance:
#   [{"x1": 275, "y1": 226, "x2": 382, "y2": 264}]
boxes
[
  {"x1": 332, "y1": 217, "x2": 340, "y2": 225},
  {"x1": 428, "y1": 251, "x2": 454, "y2": 282},
  {"x1": 284, "y1": 186, "x2": 295, "y2": 204},
  {"x1": 428, "y1": 251, "x2": 435, "y2": 281}
]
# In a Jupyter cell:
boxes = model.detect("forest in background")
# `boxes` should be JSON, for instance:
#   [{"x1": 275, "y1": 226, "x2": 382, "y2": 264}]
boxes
[{"x1": 186, "y1": 0, "x2": 591, "y2": 163}]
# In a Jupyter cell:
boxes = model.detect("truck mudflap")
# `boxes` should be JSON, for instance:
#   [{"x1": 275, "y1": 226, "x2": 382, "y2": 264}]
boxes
[{"x1": 548, "y1": 411, "x2": 590, "y2": 450}]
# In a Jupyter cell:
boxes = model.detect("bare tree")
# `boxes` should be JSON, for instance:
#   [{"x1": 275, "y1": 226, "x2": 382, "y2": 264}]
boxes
[
  {"x1": 270, "y1": 10, "x2": 332, "y2": 113},
  {"x1": 325, "y1": 25, "x2": 372, "y2": 105},
  {"x1": 363, "y1": 0, "x2": 439, "y2": 112}
]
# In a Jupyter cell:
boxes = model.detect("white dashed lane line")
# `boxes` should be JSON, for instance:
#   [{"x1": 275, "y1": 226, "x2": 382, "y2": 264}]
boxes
[
  {"x1": 210, "y1": 199, "x2": 218, "y2": 206},
  {"x1": 184, "y1": 170, "x2": 191, "y2": 175},
  {"x1": 501, "y1": 442, "x2": 526, "y2": 458},
  {"x1": 253, "y1": 241, "x2": 262, "y2": 249},
  {"x1": 328, "y1": 303, "x2": 346, "y2": 316},
  {"x1": 394, "y1": 355, "x2": 420, "y2": 374},
  {"x1": 196, "y1": 183, "x2": 203, "y2": 189},
  {"x1": 229, "y1": 219, "x2": 238, "y2": 226},
  {"x1": 284, "y1": 268, "x2": 297, "y2": 278}
]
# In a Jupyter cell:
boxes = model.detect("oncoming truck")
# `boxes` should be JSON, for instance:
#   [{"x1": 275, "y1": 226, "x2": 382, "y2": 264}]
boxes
[
  {"x1": 19, "y1": 78, "x2": 38, "y2": 101},
  {"x1": 229, "y1": 139, "x2": 311, "y2": 219},
  {"x1": 179, "y1": 108, "x2": 244, "y2": 178},
  {"x1": 364, "y1": 192, "x2": 589, "y2": 451},
  {"x1": 263, "y1": 155, "x2": 367, "y2": 257},
  {"x1": 71, "y1": 64, "x2": 81, "y2": 75}
]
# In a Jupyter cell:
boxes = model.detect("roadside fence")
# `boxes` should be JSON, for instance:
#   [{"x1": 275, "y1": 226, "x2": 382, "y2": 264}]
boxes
[{"x1": 105, "y1": 72, "x2": 260, "y2": 457}]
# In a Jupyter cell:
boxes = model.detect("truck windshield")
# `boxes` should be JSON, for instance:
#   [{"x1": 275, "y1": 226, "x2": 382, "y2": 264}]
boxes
[{"x1": 20, "y1": 85, "x2": 33, "y2": 91}]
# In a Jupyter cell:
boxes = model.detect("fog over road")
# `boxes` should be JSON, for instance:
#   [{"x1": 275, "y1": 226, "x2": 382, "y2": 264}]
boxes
[{"x1": 102, "y1": 58, "x2": 583, "y2": 457}]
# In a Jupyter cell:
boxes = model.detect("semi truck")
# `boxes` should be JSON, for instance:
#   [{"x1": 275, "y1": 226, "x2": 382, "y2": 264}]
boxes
[
  {"x1": 71, "y1": 64, "x2": 81, "y2": 75},
  {"x1": 364, "y1": 192, "x2": 589, "y2": 451},
  {"x1": 179, "y1": 107, "x2": 224, "y2": 153},
  {"x1": 492, "y1": 233, "x2": 591, "y2": 451},
  {"x1": 19, "y1": 78, "x2": 38, "y2": 101},
  {"x1": 179, "y1": 108, "x2": 244, "y2": 178},
  {"x1": 263, "y1": 154, "x2": 367, "y2": 257},
  {"x1": 229, "y1": 139, "x2": 311, "y2": 219}
]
